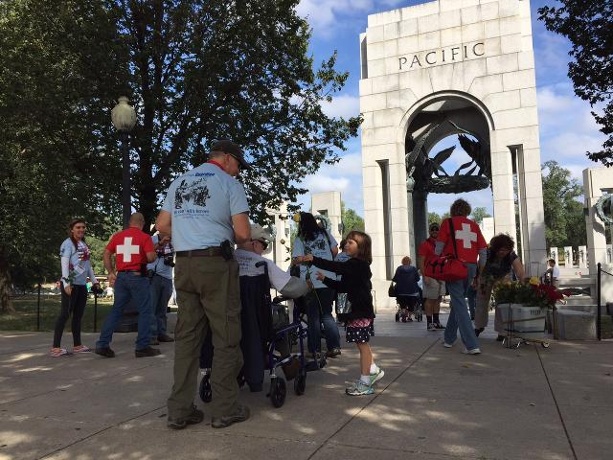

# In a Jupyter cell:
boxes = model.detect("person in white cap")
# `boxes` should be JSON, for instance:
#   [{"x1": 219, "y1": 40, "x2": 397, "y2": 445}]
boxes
[
  {"x1": 200, "y1": 224, "x2": 309, "y2": 393},
  {"x1": 235, "y1": 224, "x2": 308, "y2": 297}
]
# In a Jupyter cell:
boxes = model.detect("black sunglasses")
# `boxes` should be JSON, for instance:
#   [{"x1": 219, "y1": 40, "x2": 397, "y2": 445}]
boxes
[{"x1": 254, "y1": 239, "x2": 268, "y2": 249}]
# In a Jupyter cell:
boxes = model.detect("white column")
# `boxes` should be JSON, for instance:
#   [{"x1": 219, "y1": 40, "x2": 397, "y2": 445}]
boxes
[
  {"x1": 549, "y1": 247, "x2": 559, "y2": 266},
  {"x1": 582, "y1": 168, "x2": 611, "y2": 274},
  {"x1": 267, "y1": 204, "x2": 291, "y2": 273},
  {"x1": 563, "y1": 246, "x2": 573, "y2": 267},
  {"x1": 578, "y1": 245, "x2": 587, "y2": 268}
]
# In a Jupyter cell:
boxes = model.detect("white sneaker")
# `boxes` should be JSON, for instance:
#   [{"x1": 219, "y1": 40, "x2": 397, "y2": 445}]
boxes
[
  {"x1": 443, "y1": 342, "x2": 453, "y2": 348},
  {"x1": 462, "y1": 348, "x2": 481, "y2": 355},
  {"x1": 346, "y1": 380, "x2": 374, "y2": 396},
  {"x1": 72, "y1": 345, "x2": 91, "y2": 354},
  {"x1": 49, "y1": 347, "x2": 68, "y2": 357},
  {"x1": 369, "y1": 368, "x2": 385, "y2": 386}
]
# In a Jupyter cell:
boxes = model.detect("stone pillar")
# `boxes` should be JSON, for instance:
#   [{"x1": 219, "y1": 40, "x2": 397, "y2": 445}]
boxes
[
  {"x1": 582, "y1": 168, "x2": 612, "y2": 274},
  {"x1": 563, "y1": 246, "x2": 573, "y2": 267},
  {"x1": 578, "y1": 245, "x2": 587, "y2": 269},
  {"x1": 549, "y1": 247, "x2": 559, "y2": 266},
  {"x1": 490, "y1": 145, "x2": 516, "y2": 241},
  {"x1": 267, "y1": 203, "x2": 291, "y2": 273},
  {"x1": 480, "y1": 217, "x2": 495, "y2": 245},
  {"x1": 311, "y1": 191, "x2": 343, "y2": 243}
]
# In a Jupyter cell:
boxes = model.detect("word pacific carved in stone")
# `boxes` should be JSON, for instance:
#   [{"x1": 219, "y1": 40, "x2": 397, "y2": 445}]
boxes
[{"x1": 398, "y1": 42, "x2": 485, "y2": 71}]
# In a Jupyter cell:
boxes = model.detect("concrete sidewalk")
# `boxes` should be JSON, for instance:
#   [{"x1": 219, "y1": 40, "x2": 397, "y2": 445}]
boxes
[{"x1": 0, "y1": 306, "x2": 611, "y2": 460}]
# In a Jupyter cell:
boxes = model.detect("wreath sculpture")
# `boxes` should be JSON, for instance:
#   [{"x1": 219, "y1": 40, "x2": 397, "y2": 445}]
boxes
[{"x1": 595, "y1": 194, "x2": 613, "y2": 224}]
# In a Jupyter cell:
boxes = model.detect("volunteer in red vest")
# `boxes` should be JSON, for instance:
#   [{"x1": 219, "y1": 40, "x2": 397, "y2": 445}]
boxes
[
  {"x1": 435, "y1": 199, "x2": 487, "y2": 355},
  {"x1": 417, "y1": 222, "x2": 446, "y2": 331},
  {"x1": 95, "y1": 212, "x2": 158, "y2": 358}
]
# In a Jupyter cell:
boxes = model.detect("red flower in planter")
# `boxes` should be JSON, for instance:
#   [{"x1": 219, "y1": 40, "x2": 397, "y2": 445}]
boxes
[{"x1": 529, "y1": 281, "x2": 571, "y2": 309}]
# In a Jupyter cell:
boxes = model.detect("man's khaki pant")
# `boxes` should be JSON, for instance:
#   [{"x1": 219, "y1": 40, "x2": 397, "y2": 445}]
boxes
[{"x1": 167, "y1": 255, "x2": 242, "y2": 419}]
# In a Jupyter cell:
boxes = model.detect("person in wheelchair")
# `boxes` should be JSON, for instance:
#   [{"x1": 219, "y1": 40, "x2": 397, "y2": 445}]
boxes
[
  {"x1": 392, "y1": 256, "x2": 421, "y2": 322},
  {"x1": 201, "y1": 224, "x2": 309, "y2": 394},
  {"x1": 236, "y1": 225, "x2": 309, "y2": 299}
]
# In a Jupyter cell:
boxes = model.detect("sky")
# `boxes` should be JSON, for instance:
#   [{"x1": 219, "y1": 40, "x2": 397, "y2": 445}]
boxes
[{"x1": 293, "y1": 0, "x2": 607, "y2": 217}]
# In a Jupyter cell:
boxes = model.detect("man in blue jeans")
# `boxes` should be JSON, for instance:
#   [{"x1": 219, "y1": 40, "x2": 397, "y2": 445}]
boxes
[
  {"x1": 95, "y1": 212, "x2": 158, "y2": 358},
  {"x1": 147, "y1": 232, "x2": 175, "y2": 344},
  {"x1": 306, "y1": 287, "x2": 341, "y2": 358},
  {"x1": 434, "y1": 199, "x2": 487, "y2": 355}
]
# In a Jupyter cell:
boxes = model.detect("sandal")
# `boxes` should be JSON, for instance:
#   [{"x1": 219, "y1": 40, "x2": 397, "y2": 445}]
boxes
[
  {"x1": 50, "y1": 347, "x2": 68, "y2": 357},
  {"x1": 73, "y1": 345, "x2": 91, "y2": 353}
]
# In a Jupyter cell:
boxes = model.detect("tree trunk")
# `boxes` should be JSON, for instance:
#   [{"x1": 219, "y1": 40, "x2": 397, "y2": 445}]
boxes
[{"x1": 0, "y1": 249, "x2": 14, "y2": 313}]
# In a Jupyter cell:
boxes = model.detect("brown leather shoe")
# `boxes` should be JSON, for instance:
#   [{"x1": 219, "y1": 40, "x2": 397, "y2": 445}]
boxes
[
  {"x1": 211, "y1": 404, "x2": 250, "y2": 428},
  {"x1": 325, "y1": 348, "x2": 341, "y2": 358},
  {"x1": 95, "y1": 347, "x2": 115, "y2": 358},
  {"x1": 167, "y1": 405, "x2": 204, "y2": 430}
]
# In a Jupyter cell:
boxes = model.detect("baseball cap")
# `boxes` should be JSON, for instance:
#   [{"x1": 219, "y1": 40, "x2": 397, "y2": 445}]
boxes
[
  {"x1": 251, "y1": 224, "x2": 272, "y2": 254},
  {"x1": 211, "y1": 139, "x2": 250, "y2": 169}
]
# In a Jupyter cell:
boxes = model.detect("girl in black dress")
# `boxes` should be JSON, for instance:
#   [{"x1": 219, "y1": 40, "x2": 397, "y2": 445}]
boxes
[{"x1": 296, "y1": 230, "x2": 384, "y2": 396}]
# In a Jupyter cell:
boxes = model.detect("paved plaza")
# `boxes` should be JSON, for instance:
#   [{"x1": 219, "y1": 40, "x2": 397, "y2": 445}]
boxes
[{"x1": 0, "y1": 305, "x2": 611, "y2": 460}]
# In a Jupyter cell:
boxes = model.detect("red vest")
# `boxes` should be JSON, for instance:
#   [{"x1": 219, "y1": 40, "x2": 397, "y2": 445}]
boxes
[
  {"x1": 106, "y1": 227, "x2": 154, "y2": 271},
  {"x1": 418, "y1": 237, "x2": 437, "y2": 259},
  {"x1": 438, "y1": 216, "x2": 487, "y2": 263}
]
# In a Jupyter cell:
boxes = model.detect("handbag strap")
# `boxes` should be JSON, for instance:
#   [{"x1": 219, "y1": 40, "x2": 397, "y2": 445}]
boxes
[
  {"x1": 321, "y1": 229, "x2": 335, "y2": 259},
  {"x1": 448, "y1": 217, "x2": 459, "y2": 258}
]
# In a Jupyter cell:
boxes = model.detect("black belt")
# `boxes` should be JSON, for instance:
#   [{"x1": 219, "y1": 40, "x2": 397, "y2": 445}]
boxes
[
  {"x1": 118, "y1": 269, "x2": 141, "y2": 273},
  {"x1": 176, "y1": 247, "x2": 223, "y2": 257}
]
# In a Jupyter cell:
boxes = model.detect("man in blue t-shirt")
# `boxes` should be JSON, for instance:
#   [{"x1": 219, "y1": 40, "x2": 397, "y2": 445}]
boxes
[{"x1": 157, "y1": 139, "x2": 251, "y2": 430}]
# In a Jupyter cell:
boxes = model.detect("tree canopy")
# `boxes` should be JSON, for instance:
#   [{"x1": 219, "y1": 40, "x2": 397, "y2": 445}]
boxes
[
  {"x1": 341, "y1": 202, "x2": 365, "y2": 236},
  {"x1": 538, "y1": 1, "x2": 613, "y2": 165},
  {"x1": 470, "y1": 207, "x2": 491, "y2": 225},
  {"x1": 541, "y1": 160, "x2": 586, "y2": 249},
  {"x1": 0, "y1": 0, "x2": 361, "y2": 307}
]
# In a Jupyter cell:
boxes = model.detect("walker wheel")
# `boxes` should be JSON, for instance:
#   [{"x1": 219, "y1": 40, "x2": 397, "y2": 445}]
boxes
[
  {"x1": 270, "y1": 377, "x2": 287, "y2": 408},
  {"x1": 294, "y1": 370, "x2": 306, "y2": 396},
  {"x1": 199, "y1": 374, "x2": 212, "y2": 403}
]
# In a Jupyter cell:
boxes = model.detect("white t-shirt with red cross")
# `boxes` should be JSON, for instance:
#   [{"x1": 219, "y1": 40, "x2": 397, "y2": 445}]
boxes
[{"x1": 437, "y1": 216, "x2": 487, "y2": 263}]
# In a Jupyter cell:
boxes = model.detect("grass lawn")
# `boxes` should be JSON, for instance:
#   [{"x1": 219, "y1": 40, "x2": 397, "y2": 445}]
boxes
[{"x1": 0, "y1": 295, "x2": 115, "y2": 333}]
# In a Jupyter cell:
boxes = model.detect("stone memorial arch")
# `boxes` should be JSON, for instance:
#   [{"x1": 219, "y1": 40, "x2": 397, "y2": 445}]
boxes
[{"x1": 359, "y1": 0, "x2": 547, "y2": 296}]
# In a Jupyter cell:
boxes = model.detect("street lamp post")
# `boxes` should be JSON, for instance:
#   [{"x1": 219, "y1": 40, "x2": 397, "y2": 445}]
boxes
[{"x1": 111, "y1": 96, "x2": 137, "y2": 228}]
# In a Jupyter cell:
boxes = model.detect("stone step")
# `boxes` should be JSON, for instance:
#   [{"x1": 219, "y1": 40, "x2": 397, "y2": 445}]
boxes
[
  {"x1": 558, "y1": 275, "x2": 594, "y2": 284},
  {"x1": 552, "y1": 304, "x2": 613, "y2": 339},
  {"x1": 564, "y1": 296, "x2": 597, "y2": 307},
  {"x1": 554, "y1": 308, "x2": 596, "y2": 340}
]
